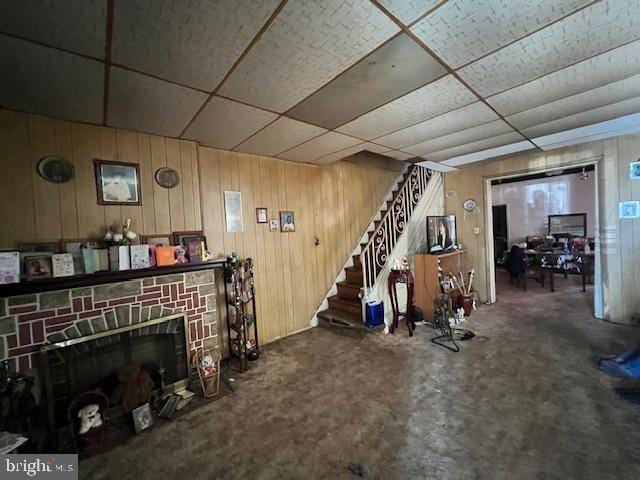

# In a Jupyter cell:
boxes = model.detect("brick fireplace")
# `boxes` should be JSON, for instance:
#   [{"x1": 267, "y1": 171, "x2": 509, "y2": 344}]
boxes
[{"x1": 0, "y1": 268, "x2": 219, "y2": 372}]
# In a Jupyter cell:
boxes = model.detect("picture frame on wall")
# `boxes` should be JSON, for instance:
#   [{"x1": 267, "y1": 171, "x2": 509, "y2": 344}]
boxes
[
  {"x1": 280, "y1": 211, "x2": 295, "y2": 232},
  {"x1": 256, "y1": 207, "x2": 268, "y2": 224},
  {"x1": 630, "y1": 161, "x2": 640, "y2": 180},
  {"x1": 224, "y1": 191, "x2": 243, "y2": 233},
  {"x1": 94, "y1": 159, "x2": 141, "y2": 205},
  {"x1": 619, "y1": 201, "x2": 640, "y2": 219},
  {"x1": 269, "y1": 219, "x2": 279, "y2": 232}
]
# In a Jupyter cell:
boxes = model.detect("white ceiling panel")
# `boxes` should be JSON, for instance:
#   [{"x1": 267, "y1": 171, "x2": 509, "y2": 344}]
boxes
[
  {"x1": 487, "y1": 40, "x2": 640, "y2": 116},
  {"x1": 426, "y1": 131, "x2": 525, "y2": 162},
  {"x1": 0, "y1": 35, "x2": 103, "y2": 124},
  {"x1": 278, "y1": 132, "x2": 361, "y2": 163},
  {"x1": 378, "y1": 0, "x2": 442, "y2": 25},
  {"x1": 0, "y1": 0, "x2": 106, "y2": 58},
  {"x1": 182, "y1": 96, "x2": 277, "y2": 150},
  {"x1": 417, "y1": 160, "x2": 458, "y2": 172},
  {"x1": 219, "y1": 0, "x2": 400, "y2": 113},
  {"x1": 234, "y1": 116, "x2": 326, "y2": 157},
  {"x1": 506, "y1": 74, "x2": 640, "y2": 130},
  {"x1": 382, "y1": 150, "x2": 415, "y2": 161},
  {"x1": 337, "y1": 75, "x2": 476, "y2": 140},
  {"x1": 459, "y1": 1, "x2": 640, "y2": 97},
  {"x1": 441, "y1": 140, "x2": 535, "y2": 167},
  {"x1": 522, "y1": 96, "x2": 640, "y2": 139},
  {"x1": 412, "y1": 0, "x2": 592, "y2": 68},
  {"x1": 375, "y1": 101, "x2": 498, "y2": 149},
  {"x1": 405, "y1": 120, "x2": 515, "y2": 156},
  {"x1": 314, "y1": 141, "x2": 390, "y2": 165},
  {"x1": 112, "y1": 0, "x2": 279, "y2": 92},
  {"x1": 108, "y1": 67, "x2": 207, "y2": 138}
]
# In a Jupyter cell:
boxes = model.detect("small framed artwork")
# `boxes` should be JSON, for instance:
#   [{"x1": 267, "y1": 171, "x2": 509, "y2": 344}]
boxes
[
  {"x1": 173, "y1": 231, "x2": 204, "y2": 247},
  {"x1": 24, "y1": 254, "x2": 53, "y2": 280},
  {"x1": 94, "y1": 159, "x2": 141, "y2": 205},
  {"x1": 140, "y1": 234, "x2": 173, "y2": 247},
  {"x1": 18, "y1": 241, "x2": 60, "y2": 253},
  {"x1": 269, "y1": 219, "x2": 279, "y2": 232},
  {"x1": 630, "y1": 161, "x2": 640, "y2": 180},
  {"x1": 224, "y1": 191, "x2": 243, "y2": 233},
  {"x1": 619, "y1": 201, "x2": 640, "y2": 219},
  {"x1": 132, "y1": 403, "x2": 154, "y2": 434},
  {"x1": 280, "y1": 211, "x2": 295, "y2": 232},
  {"x1": 256, "y1": 207, "x2": 268, "y2": 224}
]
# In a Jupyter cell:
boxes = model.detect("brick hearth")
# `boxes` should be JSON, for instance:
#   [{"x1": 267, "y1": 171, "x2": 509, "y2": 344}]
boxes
[{"x1": 0, "y1": 269, "x2": 218, "y2": 372}]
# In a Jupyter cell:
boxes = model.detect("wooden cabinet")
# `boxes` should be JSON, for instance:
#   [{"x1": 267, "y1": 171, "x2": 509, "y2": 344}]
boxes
[{"x1": 414, "y1": 250, "x2": 467, "y2": 321}]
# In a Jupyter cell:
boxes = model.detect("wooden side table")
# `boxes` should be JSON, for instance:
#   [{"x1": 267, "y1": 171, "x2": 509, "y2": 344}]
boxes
[{"x1": 388, "y1": 269, "x2": 415, "y2": 336}]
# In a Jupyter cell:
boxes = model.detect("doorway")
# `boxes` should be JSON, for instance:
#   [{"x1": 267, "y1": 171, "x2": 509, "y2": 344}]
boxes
[{"x1": 492, "y1": 205, "x2": 508, "y2": 264}]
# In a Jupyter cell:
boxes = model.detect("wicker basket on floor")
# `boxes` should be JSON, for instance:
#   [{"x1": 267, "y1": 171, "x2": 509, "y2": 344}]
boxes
[{"x1": 192, "y1": 348, "x2": 221, "y2": 398}]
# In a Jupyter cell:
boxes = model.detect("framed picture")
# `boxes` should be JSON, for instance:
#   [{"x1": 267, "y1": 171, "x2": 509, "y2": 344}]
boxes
[
  {"x1": 24, "y1": 254, "x2": 53, "y2": 280},
  {"x1": 619, "y1": 201, "x2": 640, "y2": 219},
  {"x1": 18, "y1": 241, "x2": 60, "y2": 253},
  {"x1": 94, "y1": 159, "x2": 141, "y2": 205},
  {"x1": 62, "y1": 238, "x2": 101, "y2": 274},
  {"x1": 256, "y1": 207, "x2": 268, "y2": 224},
  {"x1": 630, "y1": 161, "x2": 640, "y2": 180},
  {"x1": 269, "y1": 219, "x2": 279, "y2": 232},
  {"x1": 280, "y1": 211, "x2": 295, "y2": 232},
  {"x1": 140, "y1": 234, "x2": 173, "y2": 247},
  {"x1": 132, "y1": 403, "x2": 154, "y2": 434},
  {"x1": 224, "y1": 191, "x2": 243, "y2": 233},
  {"x1": 172, "y1": 231, "x2": 204, "y2": 247}
]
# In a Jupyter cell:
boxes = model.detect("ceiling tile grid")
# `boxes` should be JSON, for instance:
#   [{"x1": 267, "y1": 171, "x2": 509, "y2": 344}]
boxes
[
  {"x1": 412, "y1": 0, "x2": 592, "y2": 69},
  {"x1": 337, "y1": 75, "x2": 477, "y2": 139},
  {"x1": 522, "y1": 95, "x2": 640, "y2": 139},
  {"x1": 374, "y1": 101, "x2": 499, "y2": 149},
  {"x1": 487, "y1": 40, "x2": 640, "y2": 116},
  {"x1": 112, "y1": 0, "x2": 280, "y2": 92},
  {"x1": 0, "y1": 35, "x2": 104, "y2": 124},
  {"x1": 234, "y1": 116, "x2": 327, "y2": 157},
  {"x1": 459, "y1": 0, "x2": 640, "y2": 97},
  {"x1": 426, "y1": 131, "x2": 525, "y2": 162},
  {"x1": 108, "y1": 67, "x2": 208, "y2": 137},
  {"x1": 278, "y1": 131, "x2": 362, "y2": 163},
  {"x1": 314, "y1": 141, "x2": 390, "y2": 164},
  {"x1": 506, "y1": 74, "x2": 640, "y2": 131},
  {"x1": 218, "y1": 0, "x2": 400, "y2": 113},
  {"x1": 0, "y1": 0, "x2": 106, "y2": 58},
  {"x1": 378, "y1": 0, "x2": 442, "y2": 25},
  {"x1": 182, "y1": 96, "x2": 278, "y2": 150},
  {"x1": 405, "y1": 119, "x2": 515, "y2": 157}
]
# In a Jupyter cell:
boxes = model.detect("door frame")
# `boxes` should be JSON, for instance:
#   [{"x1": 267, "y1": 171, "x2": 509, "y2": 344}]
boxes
[{"x1": 483, "y1": 156, "x2": 603, "y2": 318}]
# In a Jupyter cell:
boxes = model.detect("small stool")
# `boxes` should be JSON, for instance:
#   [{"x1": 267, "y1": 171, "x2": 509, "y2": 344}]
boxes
[{"x1": 388, "y1": 269, "x2": 415, "y2": 336}]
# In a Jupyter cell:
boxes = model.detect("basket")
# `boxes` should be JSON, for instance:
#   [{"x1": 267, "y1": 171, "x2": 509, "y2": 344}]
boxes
[{"x1": 192, "y1": 348, "x2": 221, "y2": 398}]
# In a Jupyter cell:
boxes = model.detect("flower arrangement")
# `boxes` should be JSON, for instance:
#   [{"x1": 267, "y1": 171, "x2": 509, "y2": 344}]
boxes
[{"x1": 103, "y1": 218, "x2": 138, "y2": 245}]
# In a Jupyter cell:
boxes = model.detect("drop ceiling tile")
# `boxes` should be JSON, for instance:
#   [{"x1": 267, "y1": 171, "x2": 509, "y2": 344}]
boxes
[
  {"x1": 459, "y1": 1, "x2": 640, "y2": 96},
  {"x1": 0, "y1": 0, "x2": 106, "y2": 58},
  {"x1": 417, "y1": 160, "x2": 458, "y2": 172},
  {"x1": 219, "y1": 0, "x2": 400, "y2": 113},
  {"x1": 382, "y1": 150, "x2": 415, "y2": 161},
  {"x1": 112, "y1": 0, "x2": 279, "y2": 92},
  {"x1": 286, "y1": 33, "x2": 446, "y2": 129},
  {"x1": 426, "y1": 132, "x2": 525, "y2": 162},
  {"x1": 522, "y1": 95, "x2": 640, "y2": 138},
  {"x1": 441, "y1": 140, "x2": 535, "y2": 167},
  {"x1": 412, "y1": 0, "x2": 591, "y2": 68},
  {"x1": 405, "y1": 120, "x2": 514, "y2": 156},
  {"x1": 0, "y1": 35, "x2": 103, "y2": 124},
  {"x1": 234, "y1": 117, "x2": 326, "y2": 157},
  {"x1": 108, "y1": 67, "x2": 208, "y2": 138},
  {"x1": 487, "y1": 40, "x2": 640, "y2": 116},
  {"x1": 278, "y1": 132, "x2": 361, "y2": 163},
  {"x1": 378, "y1": 0, "x2": 442, "y2": 25},
  {"x1": 315, "y1": 142, "x2": 390, "y2": 164},
  {"x1": 375, "y1": 102, "x2": 498, "y2": 149},
  {"x1": 182, "y1": 96, "x2": 277, "y2": 150},
  {"x1": 337, "y1": 75, "x2": 476, "y2": 139},
  {"x1": 506, "y1": 74, "x2": 640, "y2": 130}
]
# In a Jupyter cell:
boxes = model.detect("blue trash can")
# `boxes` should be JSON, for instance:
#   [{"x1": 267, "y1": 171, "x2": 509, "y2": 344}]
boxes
[{"x1": 365, "y1": 300, "x2": 384, "y2": 328}]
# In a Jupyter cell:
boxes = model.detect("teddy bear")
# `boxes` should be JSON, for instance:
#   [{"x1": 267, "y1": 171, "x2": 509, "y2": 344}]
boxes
[
  {"x1": 77, "y1": 404, "x2": 102, "y2": 435},
  {"x1": 199, "y1": 352, "x2": 218, "y2": 377}
]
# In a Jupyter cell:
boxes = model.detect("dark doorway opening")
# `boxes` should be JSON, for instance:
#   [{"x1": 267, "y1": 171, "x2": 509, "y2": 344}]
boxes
[{"x1": 492, "y1": 204, "x2": 507, "y2": 264}]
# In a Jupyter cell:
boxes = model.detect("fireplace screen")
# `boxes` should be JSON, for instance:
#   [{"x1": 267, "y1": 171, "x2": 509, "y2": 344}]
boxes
[{"x1": 42, "y1": 314, "x2": 189, "y2": 429}]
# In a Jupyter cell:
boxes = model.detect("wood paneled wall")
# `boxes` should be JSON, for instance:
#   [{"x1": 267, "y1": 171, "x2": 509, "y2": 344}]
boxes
[
  {"x1": 0, "y1": 108, "x2": 401, "y2": 344},
  {"x1": 444, "y1": 135, "x2": 640, "y2": 325},
  {"x1": 198, "y1": 146, "x2": 399, "y2": 344},
  {"x1": 0, "y1": 109, "x2": 200, "y2": 246}
]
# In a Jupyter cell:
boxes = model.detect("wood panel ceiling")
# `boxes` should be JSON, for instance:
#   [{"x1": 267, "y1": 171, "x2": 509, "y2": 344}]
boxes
[{"x1": 1, "y1": 0, "x2": 639, "y2": 169}]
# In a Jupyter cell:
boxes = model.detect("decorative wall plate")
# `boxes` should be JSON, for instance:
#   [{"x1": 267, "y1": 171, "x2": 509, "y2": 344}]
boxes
[
  {"x1": 155, "y1": 167, "x2": 180, "y2": 188},
  {"x1": 463, "y1": 199, "x2": 477, "y2": 211},
  {"x1": 37, "y1": 156, "x2": 74, "y2": 183}
]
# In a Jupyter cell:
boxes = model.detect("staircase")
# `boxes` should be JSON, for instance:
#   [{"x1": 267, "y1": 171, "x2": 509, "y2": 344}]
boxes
[{"x1": 317, "y1": 165, "x2": 433, "y2": 329}]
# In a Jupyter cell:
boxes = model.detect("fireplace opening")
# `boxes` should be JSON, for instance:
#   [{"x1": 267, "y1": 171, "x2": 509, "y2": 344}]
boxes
[{"x1": 42, "y1": 314, "x2": 189, "y2": 431}]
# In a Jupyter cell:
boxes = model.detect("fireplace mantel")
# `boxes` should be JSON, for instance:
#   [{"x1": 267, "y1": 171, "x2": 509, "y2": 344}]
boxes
[{"x1": 0, "y1": 259, "x2": 226, "y2": 298}]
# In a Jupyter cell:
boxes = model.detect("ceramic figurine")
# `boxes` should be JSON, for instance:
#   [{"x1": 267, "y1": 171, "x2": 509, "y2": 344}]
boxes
[{"x1": 77, "y1": 404, "x2": 102, "y2": 435}]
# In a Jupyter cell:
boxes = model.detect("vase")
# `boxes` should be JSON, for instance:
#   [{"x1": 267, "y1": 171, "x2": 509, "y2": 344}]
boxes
[{"x1": 457, "y1": 294, "x2": 473, "y2": 316}]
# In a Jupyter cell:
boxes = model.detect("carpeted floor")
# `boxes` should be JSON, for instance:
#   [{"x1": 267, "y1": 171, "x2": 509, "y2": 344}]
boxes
[{"x1": 81, "y1": 273, "x2": 640, "y2": 479}]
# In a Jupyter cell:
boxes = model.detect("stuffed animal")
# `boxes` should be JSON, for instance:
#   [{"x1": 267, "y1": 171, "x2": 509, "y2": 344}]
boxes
[
  {"x1": 77, "y1": 404, "x2": 102, "y2": 435},
  {"x1": 199, "y1": 352, "x2": 218, "y2": 377},
  {"x1": 175, "y1": 245, "x2": 188, "y2": 264}
]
